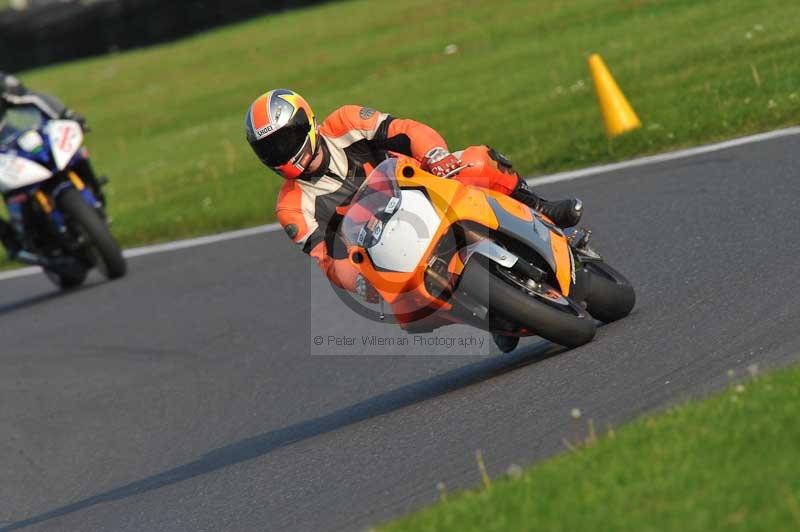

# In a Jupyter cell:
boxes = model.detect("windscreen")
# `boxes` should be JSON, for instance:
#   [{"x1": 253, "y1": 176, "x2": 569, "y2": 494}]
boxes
[
  {"x1": 339, "y1": 158, "x2": 402, "y2": 249},
  {"x1": 0, "y1": 107, "x2": 43, "y2": 145}
]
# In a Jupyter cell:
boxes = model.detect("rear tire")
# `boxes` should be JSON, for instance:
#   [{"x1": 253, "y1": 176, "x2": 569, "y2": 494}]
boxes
[
  {"x1": 44, "y1": 267, "x2": 88, "y2": 290},
  {"x1": 582, "y1": 262, "x2": 635, "y2": 323},
  {"x1": 58, "y1": 188, "x2": 126, "y2": 280},
  {"x1": 458, "y1": 256, "x2": 596, "y2": 348}
]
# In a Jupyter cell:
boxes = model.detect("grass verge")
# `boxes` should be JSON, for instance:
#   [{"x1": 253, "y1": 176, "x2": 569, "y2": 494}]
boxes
[
  {"x1": 11, "y1": 0, "x2": 800, "y2": 248},
  {"x1": 379, "y1": 365, "x2": 800, "y2": 532}
]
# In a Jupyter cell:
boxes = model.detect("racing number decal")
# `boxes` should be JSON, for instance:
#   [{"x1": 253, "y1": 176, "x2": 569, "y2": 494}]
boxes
[
  {"x1": 48, "y1": 121, "x2": 83, "y2": 170},
  {"x1": 58, "y1": 125, "x2": 76, "y2": 152}
]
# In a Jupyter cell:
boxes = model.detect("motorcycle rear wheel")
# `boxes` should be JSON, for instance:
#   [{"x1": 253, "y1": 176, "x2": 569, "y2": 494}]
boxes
[
  {"x1": 458, "y1": 255, "x2": 596, "y2": 348},
  {"x1": 581, "y1": 262, "x2": 635, "y2": 323},
  {"x1": 44, "y1": 267, "x2": 88, "y2": 290},
  {"x1": 58, "y1": 188, "x2": 127, "y2": 280}
]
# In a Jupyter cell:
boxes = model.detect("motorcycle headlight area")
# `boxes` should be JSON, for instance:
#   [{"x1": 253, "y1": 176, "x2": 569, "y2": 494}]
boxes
[{"x1": 17, "y1": 131, "x2": 44, "y2": 153}]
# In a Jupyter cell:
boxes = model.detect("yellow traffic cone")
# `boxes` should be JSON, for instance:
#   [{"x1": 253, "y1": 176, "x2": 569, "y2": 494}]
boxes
[{"x1": 588, "y1": 53, "x2": 641, "y2": 137}]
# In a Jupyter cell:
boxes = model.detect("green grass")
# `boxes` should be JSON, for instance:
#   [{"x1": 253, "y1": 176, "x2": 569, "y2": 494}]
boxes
[
  {"x1": 13, "y1": 0, "x2": 800, "y2": 247},
  {"x1": 380, "y1": 366, "x2": 800, "y2": 532}
]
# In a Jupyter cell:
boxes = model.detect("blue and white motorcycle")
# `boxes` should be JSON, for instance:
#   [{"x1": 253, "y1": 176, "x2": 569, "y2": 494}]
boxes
[{"x1": 0, "y1": 107, "x2": 126, "y2": 289}]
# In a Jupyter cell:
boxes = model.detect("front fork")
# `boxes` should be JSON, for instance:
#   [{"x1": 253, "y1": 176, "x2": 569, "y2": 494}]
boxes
[
  {"x1": 19, "y1": 174, "x2": 101, "y2": 250},
  {"x1": 47, "y1": 173, "x2": 99, "y2": 230},
  {"x1": 71, "y1": 158, "x2": 108, "y2": 212},
  {"x1": 563, "y1": 227, "x2": 603, "y2": 303}
]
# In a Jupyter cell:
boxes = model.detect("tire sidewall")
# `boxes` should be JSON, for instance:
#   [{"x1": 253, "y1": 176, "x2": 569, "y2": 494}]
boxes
[
  {"x1": 581, "y1": 262, "x2": 635, "y2": 322},
  {"x1": 57, "y1": 187, "x2": 126, "y2": 279}
]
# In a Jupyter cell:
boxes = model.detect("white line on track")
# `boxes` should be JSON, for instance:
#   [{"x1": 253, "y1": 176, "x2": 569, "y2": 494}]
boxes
[
  {"x1": 0, "y1": 224, "x2": 282, "y2": 282},
  {"x1": 527, "y1": 126, "x2": 800, "y2": 185},
  {"x1": 1, "y1": 126, "x2": 798, "y2": 283},
  {"x1": 122, "y1": 223, "x2": 282, "y2": 258},
  {"x1": 0, "y1": 265, "x2": 40, "y2": 282}
]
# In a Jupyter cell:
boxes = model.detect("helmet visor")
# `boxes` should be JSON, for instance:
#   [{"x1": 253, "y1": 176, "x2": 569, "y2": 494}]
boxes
[{"x1": 252, "y1": 109, "x2": 311, "y2": 167}]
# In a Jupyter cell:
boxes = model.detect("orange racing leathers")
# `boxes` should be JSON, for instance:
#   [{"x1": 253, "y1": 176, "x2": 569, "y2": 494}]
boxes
[{"x1": 275, "y1": 105, "x2": 520, "y2": 291}]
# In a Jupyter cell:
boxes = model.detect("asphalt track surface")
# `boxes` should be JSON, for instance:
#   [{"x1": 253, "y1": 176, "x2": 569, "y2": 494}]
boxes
[{"x1": 2, "y1": 133, "x2": 800, "y2": 531}]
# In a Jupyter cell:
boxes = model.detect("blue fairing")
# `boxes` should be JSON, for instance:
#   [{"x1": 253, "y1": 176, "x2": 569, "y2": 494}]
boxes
[
  {"x1": 0, "y1": 139, "x2": 52, "y2": 167},
  {"x1": 1, "y1": 109, "x2": 98, "y2": 238},
  {"x1": 4, "y1": 131, "x2": 86, "y2": 173}
]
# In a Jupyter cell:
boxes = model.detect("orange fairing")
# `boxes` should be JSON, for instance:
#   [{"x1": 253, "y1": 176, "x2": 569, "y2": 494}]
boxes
[
  {"x1": 391, "y1": 160, "x2": 500, "y2": 230},
  {"x1": 349, "y1": 247, "x2": 419, "y2": 301},
  {"x1": 484, "y1": 190, "x2": 533, "y2": 222},
  {"x1": 448, "y1": 251, "x2": 466, "y2": 276},
  {"x1": 349, "y1": 244, "x2": 449, "y2": 318},
  {"x1": 549, "y1": 234, "x2": 572, "y2": 296},
  {"x1": 345, "y1": 160, "x2": 500, "y2": 311},
  {"x1": 347, "y1": 159, "x2": 573, "y2": 327}
]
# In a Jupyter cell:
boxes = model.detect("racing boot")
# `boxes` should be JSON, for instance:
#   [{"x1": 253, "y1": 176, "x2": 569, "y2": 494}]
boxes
[
  {"x1": 0, "y1": 219, "x2": 21, "y2": 260},
  {"x1": 511, "y1": 180, "x2": 583, "y2": 229}
]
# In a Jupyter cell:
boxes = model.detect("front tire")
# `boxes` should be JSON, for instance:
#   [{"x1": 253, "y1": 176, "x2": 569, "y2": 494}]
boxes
[
  {"x1": 58, "y1": 188, "x2": 126, "y2": 280},
  {"x1": 458, "y1": 256, "x2": 596, "y2": 348}
]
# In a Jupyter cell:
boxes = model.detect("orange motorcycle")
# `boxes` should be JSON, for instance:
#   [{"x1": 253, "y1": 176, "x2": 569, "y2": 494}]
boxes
[{"x1": 339, "y1": 157, "x2": 635, "y2": 352}]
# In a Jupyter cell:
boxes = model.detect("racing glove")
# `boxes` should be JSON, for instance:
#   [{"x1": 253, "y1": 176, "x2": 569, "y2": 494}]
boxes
[
  {"x1": 424, "y1": 147, "x2": 461, "y2": 178},
  {"x1": 355, "y1": 274, "x2": 379, "y2": 304}
]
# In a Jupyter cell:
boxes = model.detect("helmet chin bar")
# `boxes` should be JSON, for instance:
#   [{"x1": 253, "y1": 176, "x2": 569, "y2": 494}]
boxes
[{"x1": 273, "y1": 136, "x2": 313, "y2": 179}]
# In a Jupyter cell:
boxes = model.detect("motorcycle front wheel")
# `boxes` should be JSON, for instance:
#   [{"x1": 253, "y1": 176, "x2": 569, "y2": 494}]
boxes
[
  {"x1": 58, "y1": 188, "x2": 127, "y2": 280},
  {"x1": 457, "y1": 255, "x2": 596, "y2": 348}
]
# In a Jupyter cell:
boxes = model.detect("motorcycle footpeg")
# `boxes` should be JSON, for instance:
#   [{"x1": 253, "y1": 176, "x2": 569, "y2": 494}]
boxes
[
  {"x1": 565, "y1": 227, "x2": 591, "y2": 249},
  {"x1": 576, "y1": 229, "x2": 591, "y2": 249},
  {"x1": 575, "y1": 245, "x2": 603, "y2": 262}
]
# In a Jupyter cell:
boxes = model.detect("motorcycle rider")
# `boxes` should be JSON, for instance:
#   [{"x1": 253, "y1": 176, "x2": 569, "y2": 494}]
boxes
[
  {"x1": 0, "y1": 71, "x2": 88, "y2": 259},
  {"x1": 245, "y1": 88, "x2": 583, "y2": 299}
]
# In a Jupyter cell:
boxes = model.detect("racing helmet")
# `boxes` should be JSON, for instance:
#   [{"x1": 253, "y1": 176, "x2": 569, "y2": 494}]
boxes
[
  {"x1": 0, "y1": 72, "x2": 22, "y2": 120},
  {"x1": 245, "y1": 89, "x2": 318, "y2": 179}
]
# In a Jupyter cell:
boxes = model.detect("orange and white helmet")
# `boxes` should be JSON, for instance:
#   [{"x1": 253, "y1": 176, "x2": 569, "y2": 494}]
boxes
[{"x1": 245, "y1": 89, "x2": 318, "y2": 179}]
